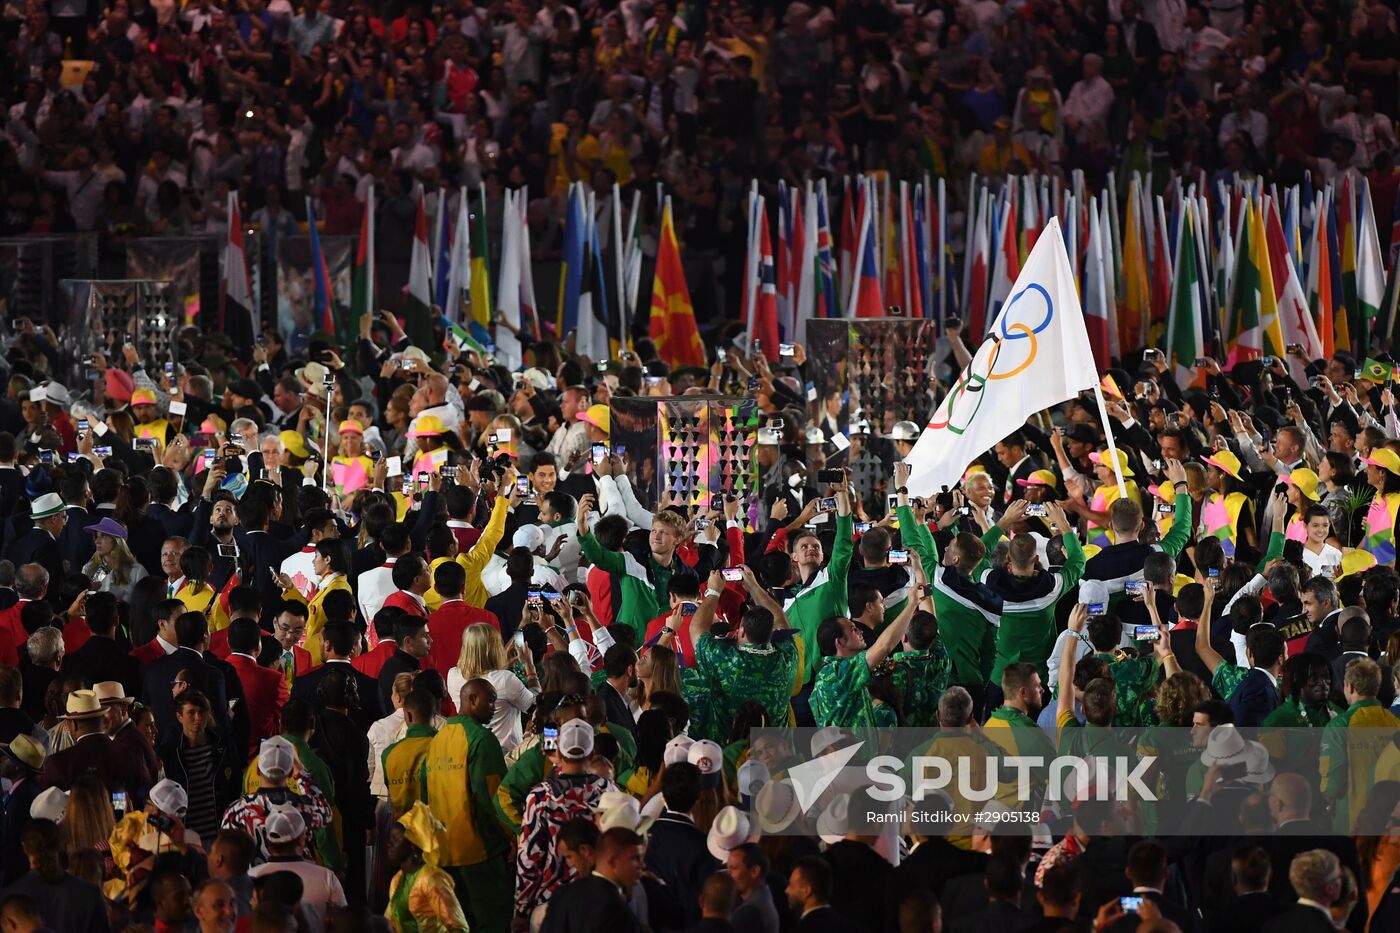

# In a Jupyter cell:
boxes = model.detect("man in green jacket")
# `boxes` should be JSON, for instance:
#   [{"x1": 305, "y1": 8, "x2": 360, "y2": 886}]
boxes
[{"x1": 780, "y1": 488, "x2": 854, "y2": 685}]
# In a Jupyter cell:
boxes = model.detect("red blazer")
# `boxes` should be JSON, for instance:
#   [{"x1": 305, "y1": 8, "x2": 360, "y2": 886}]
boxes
[
  {"x1": 382, "y1": 592, "x2": 428, "y2": 617},
  {"x1": 61, "y1": 617, "x2": 92, "y2": 656},
  {"x1": 426, "y1": 600, "x2": 500, "y2": 677},
  {"x1": 0, "y1": 602, "x2": 25, "y2": 648},
  {"x1": 227, "y1": 653, "x2": 289, "y2": 756},
  {"x1": 351, "y1": 641, "x2": 396, "y2": 678},
  {"x1": 208, "y1": 627, "x2": 232, "y2": 659},
  {"x1": 130, "y1": 638, "x2": 167, "y2": 666}
]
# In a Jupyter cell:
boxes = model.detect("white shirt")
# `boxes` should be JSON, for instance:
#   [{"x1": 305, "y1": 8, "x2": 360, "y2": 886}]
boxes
[
  {"x1": 367, "y1": 709, "x2": 405, "y2": 798},
  {"x1": 280, "y1": 548, "x2": 319, "y2": 599},
  {"x1": 447, "y1": 667, "x2": 537, "y2": 751},
  {"x1": 1301, "y1": 543, "x2": 1343, "y2": 578},
  {"x1": 541, "y1": 520, "x2": 581, "y2": 584},
  {"x1": 358, "y1": 559, "x2": 400, "y2": 630},
  {"x1": 248, "y1": 860, "x2": 346, "y2": 932}
]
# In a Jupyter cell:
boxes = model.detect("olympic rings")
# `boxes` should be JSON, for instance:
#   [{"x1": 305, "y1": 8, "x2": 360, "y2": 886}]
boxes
[
  {"x1": 997, "y1": 283, "x2": 1054, "y2": 341},
  {"x1": 987, "y1": 322, "x2": 1038, "y2": 380}
]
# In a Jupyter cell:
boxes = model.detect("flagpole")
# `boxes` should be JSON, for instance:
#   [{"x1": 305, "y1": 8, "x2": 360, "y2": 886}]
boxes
[
  {"x1": 744, "y1": 195, "x2": 763, "y2": 350},
  {"x1": 1092, "y1": 384, "x2": 1128, "y2": 498},
  {"x1": 612, "y1": 183, "x2": 625, "y2": 347}
]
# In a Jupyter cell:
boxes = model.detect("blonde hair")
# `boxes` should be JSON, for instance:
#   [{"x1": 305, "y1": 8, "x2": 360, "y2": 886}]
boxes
[
  {"x1": 652, "y1": 510, "x2": 686, "y2": 535},
  {"x1": 83, "y1": 536, "x2": 140, "y2": 586},
  {"x1": 64, "y1": 775, "x2": 116, "y2": 856},
  {"x1": 644, "y1": 646, "x2": 682, "y2": 699},
  {"x1": 457, "y1": 623, "x2": 508, "y2": 681}
]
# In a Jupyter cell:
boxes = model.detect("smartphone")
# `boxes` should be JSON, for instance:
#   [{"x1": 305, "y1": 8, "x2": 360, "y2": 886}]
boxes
[
  {"x1": 164, "y1": 361, "x2": 174, "y2": 377},
  {"x1": 1087, "y1": 602, "x2": 1107, "y2": 616},
  {"x1": 39, "y1": 449, "x2": 53, "y2": 465},
  {"x1": 1025, "y1": 503, "x2": 1047, "y2": 517},
  {"x1": 515, "y1": 476, "x2": 530, "y2": 496},
  {"x1": 721, "y1": 568, "x2": 744, "y2": 582},
  {"x1": 1207, "y1": 567, "x2": 1220, "y2": 588},
  {"x1": 592, "y1": 443, "x2": 608, "y2": 464},
  {"x1": 1286, "y1": 343, "x2": 1302, "y2": 354},
  {"x1": 1120, "y1": 897, "x2": 1143, "y2": 914},
  {"x1": 617, "y1": 445, "x2": 626, "y2": 457},
  {"x1": 1124, "y1": 579, "x2": 1145, "y2": 595},
  {"x1": 1156, "y1": 503, "x2": 1174, "y2": 515},
  {"x1": 1194, "y1": 357, "x2": 1210, "y2": 367},
  {"x1": 541, "y1": 590, "x2": 562, "y2": 600},
  {"x1": 513, "y1": 629, "x2": 526, "y2": 649},
  {"x1": 645, "y1": 375, "x2": 663, "y2": 386},
  {"x1": 66, "y1": 452, "x2": 80, "y2": 463},
  {"x1": 679, "y1": 601, "x2": 698, "y2": 616},
  {"x1": 596, "y1": 361, "x2": 607, "y2": 372},
  {"x1": 78, "y1": 418, "x2": 89, "y2": 433},
  {"x1": 888, "y1": 549, "x2": 909, "y2": 565},
  {"x1": 694, "y1": 519, "x2": 713, "y2": 530},
  {"x1": 779, "y1": 343, "x2": 796, "y2": 357},
  {"x1": 111, "y1": 791, "x2": 128, "y2": 816},
  {"x1": 541, "y1": 724, "x2": 559, "y2": 752},
  {"x1": 771, "y1": 417, "x2": 785, "y2": 429},
  {"x1": 1355, "y1": 368, "x2": 1364, "y2": 380},
  {"x1": 217, "y1": 544, "x2": 238, "y2": 559},
  {"x1": 370, "y1": 449, "x2": 382, "y2": 462},
  {"x1": 818, "y1": 496, "x2": 837, "y2": 512},
  {"x1": 135, "y1": 437, "x2": 157, "y2": 450},
  {"x1": 1134, "y1": 625, "x2": 1161, "y2": 642},
  {"x1": 95, "y1": 445, "x2": 112, "y2": 457},
  {"x1": 1218, "y1": 761, "x2": 1249, "y2": 781},
  {"x1": 855, "y1": 521, "x2": 872, "y2": 533},
  {"x1": 527, "y1": 589, "x2": 542, "y2": 605},
  {"x1": 386, "y1": 455, "x2": 403, "y2": 476},
  {"x1": 716, "y1": 347, "x2": 727, "y2": 362},
  {"x1": 817, "y1": 468, "x2": 844, "y2": 483},
  {"x1": 487, "y1": 432, "x2": 498, "y2": 445},
  {"x1": 957, "y1": 506, "x2": 971, "y2": 517},
  {"x1": 256, "y1": 334, "x2": 266, "y2": 347}
]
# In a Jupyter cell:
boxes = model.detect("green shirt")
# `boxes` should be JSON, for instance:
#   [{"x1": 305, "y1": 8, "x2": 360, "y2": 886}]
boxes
[
  {"x1": 783, "y1": 514, "x2": 855, "y2": 684},
  {"x1": 891, "y1": 647, "x2": 953, "y2": 728},
  {"x1": 1261, "y1": 696, "x2": 1342, "y2": 728},
  {"x1": 692, "y1": 633, "x2": 801, "y2": 740},
  {"x1": 811, "y1": 651, "x2": 874, "y2": 728},
  {"x1": 979, "y1": 529, "x2": 1086, "y2": 683},
  {"x1": 1100, "y1": 653, "x2": 1161, "y2": 728},
  {"x1": 1212, "y1": 662, "x2": 1248, "y2": 701},
  {"x1": 578, "y1": 532, "x2": 660, "y2": 640}
]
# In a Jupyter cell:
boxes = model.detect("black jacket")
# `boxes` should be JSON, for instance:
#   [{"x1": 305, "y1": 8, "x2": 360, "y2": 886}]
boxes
[
  {"x1": 291, "y1": 659, "x2": 385, "y2": 731},
  {"x1": 1207, "y1": 892, "x2": 1283, "y2": 933},
  {"x1": 158, "y1": 729, "x2": 243, "y2": 817},
  {"x1": 644, "y1": 810, "x2": 718, "y2": 931},
  {"x1": 311, "y1": 707, "x2": 375, "y2": 829},
  {"x1": 141, "y1": 646, "x2": 229, "y2": 746},
  {"x1": 540, "y1": 875, "x2": 641, "y2": 933},
  {"x1": 3, "y1": 528, "x2": 64, "y2": 609},
  {"x1": 62, "y1": 635, "x2": 142, "y2": 698},
  {"x1": 1261, "y1": 904, "x2": 1338, "y2": 933},
  {"x1": 597, "y1": 681, "x2": 636, "y2": 735},
  {"x1": 823, "y1": 840, "x2": 890, "y2": 933}
]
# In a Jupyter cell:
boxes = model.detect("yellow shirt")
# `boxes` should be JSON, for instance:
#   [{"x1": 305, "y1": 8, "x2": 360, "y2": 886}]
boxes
[
  {"x1": 284, "y1": 572, "x2": 353, "y2": 665},
  {"x1": 549, "y1": 124, "x2": 600, "y2": 194}
]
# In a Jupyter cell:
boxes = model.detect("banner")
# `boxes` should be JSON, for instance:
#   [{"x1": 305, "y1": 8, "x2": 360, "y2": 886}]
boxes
[
  {"x1": 277, "y1": 235, "x2": 354, "y2": 354},
  {"x1": 905, "y1": 218, "x2": 1098, "y2": 497}
]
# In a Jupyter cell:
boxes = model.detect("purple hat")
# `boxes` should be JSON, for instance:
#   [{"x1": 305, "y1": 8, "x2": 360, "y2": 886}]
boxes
[{"x1": 83, "y1": 517, "x2": 128, "y2": 540}]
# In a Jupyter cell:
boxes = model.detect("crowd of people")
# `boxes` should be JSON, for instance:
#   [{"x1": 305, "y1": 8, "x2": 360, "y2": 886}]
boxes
[{"x1": 6, "y1": 1, "x2": 1400, "y2": 933}]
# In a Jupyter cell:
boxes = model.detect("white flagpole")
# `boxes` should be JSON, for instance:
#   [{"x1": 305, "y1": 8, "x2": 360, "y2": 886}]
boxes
[{"x1": 1092, "y1": 384, "x2": 1127, "y2": 497}]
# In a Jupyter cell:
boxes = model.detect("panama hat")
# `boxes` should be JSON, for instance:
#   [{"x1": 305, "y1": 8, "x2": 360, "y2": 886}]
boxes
[
  {"x1": 595, "y1": 791, "x2": 655, "y2": 836},
  {"x1": 1363, "y1": 448, "x2": 1400, "y2": 476},
  {"x1": 0, "y1": 734, "x2": 44, "y2": 773},
  {"x1": 1203, "y1": 449, "x2": 1244, "y2": 481},
  {"x1": 753, "y1": 779, "x2": 803, "y2": 834},
  {"x1": 294, "y1": 361, "x2": 330, "y2": 396},
  {"x1": 707, "y1": 806, "x2": 759, "y2": 860},
  {"x1": 1199, "y1": 724, "x2": 1276, "y2": 784},
  {"x1": 29, "y1": 493, "x2": 65, "y2": 520},
  {"x1": 59, "y1": 689, "x2": 106, "y2": 720},
  {"x1": 884, "y1": 421, "x2": 920, "y2": 442},
  {"x1": 578, "y1": 404, "x2": 611, "y2": 434},
  {"x1": 93, "y1": 681, "x2": 134, "y2": 706},
  {"x1": 1090, "y1": 448, "x2": 1135, "y2": 478}
]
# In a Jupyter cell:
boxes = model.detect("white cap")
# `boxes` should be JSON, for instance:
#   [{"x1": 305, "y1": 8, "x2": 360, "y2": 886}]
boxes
[
  {"x1": 258, "y1": 736, "x2": 297, "y2": 779},
  {"x1": 30, "y1": 786, "x2": 68, "y2": 823},
  {"x1": 264, "y1": 806, "x2": 307, "y2": 844},
  {"x1": 757, "y1": 427, "x2": 782, "y2": 446},
  {"x1": 559, "y1": 719, "x2": 595, "y2": 760},
  {"x1": 736, "y1": 760, "x2": 771, "y2": 801},
  {"x1": 687, "y1": 739, "x2": 723, "y2": 776},
  {"x1": 149, "y1": 779, "x2": 188, "y2": 818},
  {"x1": 664, "y1": 735, "x2": 695, "y2": 766},
  {"x1": 512, "y1": 525, "x2": 545, "y2": 551},
  {"x1": 887, "y1": 421, "x2": 920, "y2": 442},
  {"x1": 1078, "y1": 580, "x2": 1110, "y2": 607}
]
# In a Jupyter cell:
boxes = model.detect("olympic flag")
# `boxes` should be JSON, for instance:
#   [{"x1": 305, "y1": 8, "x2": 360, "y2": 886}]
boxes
[{"x1": 905, "y1": 218, "x2": 1099, "y2": 497}]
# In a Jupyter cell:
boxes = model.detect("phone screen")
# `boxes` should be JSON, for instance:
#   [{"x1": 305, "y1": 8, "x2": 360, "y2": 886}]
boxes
[
  {"x1": 541, "y1": 726, "x2": 559, "y2": 752},
  {"x1": 888, "y1": 549, "x2": 909, "y2": 564},
  {"x1": 721, "y1": 568, "x2": 744, "y2": 582}
]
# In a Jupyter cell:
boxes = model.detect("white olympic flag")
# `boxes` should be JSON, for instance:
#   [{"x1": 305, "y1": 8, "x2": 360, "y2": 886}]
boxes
[{"x1": 905, "y1": 217, "x2": 1098, "y2": 497}]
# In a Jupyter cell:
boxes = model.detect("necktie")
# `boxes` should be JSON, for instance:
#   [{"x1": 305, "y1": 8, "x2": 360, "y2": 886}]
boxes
[{"x1": 282, "y1": 650, "x2": 295, "y2": 681}]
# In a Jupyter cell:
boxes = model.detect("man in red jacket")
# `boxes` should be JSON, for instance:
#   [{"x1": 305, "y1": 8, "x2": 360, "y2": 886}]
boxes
[
  {"x1": 224, "y1": 618, "x2": 290, "y2": 757},
  {"x1": 426, "y1": 561, "x2": 500, "y2": 677},
  {"x1": 130, "y1": 598, "x2": 185, "y2": 665}
]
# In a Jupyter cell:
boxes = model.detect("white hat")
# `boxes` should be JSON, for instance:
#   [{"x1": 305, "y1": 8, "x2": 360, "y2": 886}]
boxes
[
  {"x1": 149, "y1": 779, "x2": 188, "y2": 818},
  {"x1": 264, "y1": 806, "x2": 307, "y2": 844},
  {"x1": 1200, "y1": 725, "x2": 1276, "y2": 784},
  {"x1": 735, "y1": 759, "x2": 770, "y2": 801},
  {"x1": 687, "y1": 739, "x2": 722, "y2": 776},
  {"x1": 595, "y1": 791, "x2": 655, "y2": 835},
  {"x1": 707, "y1": 805, "x2": 758, "y2": 860},
  {"x1": 753, "y1": 780, "x2": 802, "y2": 834},
  {"x1": 663, "y1": 735, "x2": 695, "y2": 766},
  {"x1": 29, "y1": 493, "x2": 65, "y2": 520},
  {"x1": 816, "y1": 792, "x2": 853, "y2": 845},
  {"x1": 804, "y1": 426, "x2": 825, "y2": 446},
  {"x1": 559, "y1": 719, "x2": 595, "y2": 760},
  {"x1": 258, "y1": 736, "x2": 297, "y2": 779},
  {"x1": 757, "y1": 427, "x2": 782, "y2": 446},
  {"x1": 512, "y1": 525, "x2": 545, "y2": 552},
  {"x1": 521, "y1": 368, "x2": 555, "y2": 391},
  {"x1": 885, "y1": 421, "x2": 920, "y2": 442},
  {"x1": 30, "y1": 786, "x2": 68, "y2": 823},
  {"x1": 810, "y1": 727, "x2": 850, "y2": 758},
  {"x1": 295, "y1": 361, "x2": 331, "y2": 397},
  {"x1": 40, "y1": 382, "x2": 71, "y2": 407},
  {"x1": 1078, "y1": 579, "x2": 1110, "y2": 607}
]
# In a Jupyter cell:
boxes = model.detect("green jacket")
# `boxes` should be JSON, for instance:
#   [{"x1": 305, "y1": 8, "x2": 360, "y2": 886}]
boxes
[
  {"x1": 493, "y1": 723, "x2": 635, "y2": 833},
  {"x1": 579, "y1": 531, "x2": 661, "y2": 640},
  {"x1": 1320, "y1": 698, "x2": 1400, "y2": 832},
  {"x1": 783, "y1": 513, "x2": 854, "y2": 684},
  {"x1": 979, "y1": 529, "x2": 1086, "y2": 683}
]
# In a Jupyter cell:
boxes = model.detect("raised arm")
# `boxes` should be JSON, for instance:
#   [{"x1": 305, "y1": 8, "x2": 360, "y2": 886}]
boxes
[
  {"x1": 1058, "y1": 604, "x2": 1088, "y2": 720},
  {"x1": 1194, "y1": 574, "x2": 1225, "y2": 674},
  {"x1": 867, "y1": 551, "x2": 924, "y2": 669}
]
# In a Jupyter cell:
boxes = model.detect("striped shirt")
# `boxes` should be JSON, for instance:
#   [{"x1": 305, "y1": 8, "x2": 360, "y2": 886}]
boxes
[{"x1": 179, "y1": 741, "x2": 220, "y2": 842}]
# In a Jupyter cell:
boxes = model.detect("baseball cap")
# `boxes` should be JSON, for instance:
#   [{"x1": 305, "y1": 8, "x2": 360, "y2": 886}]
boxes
[
  {"x1": 265, "y1": 807, "x2": 307, "y2": 844},
  {"x1": 663, "y1": 735, "x2": 695, "y2": 766},
  {"x1": 1078, "y1": 580, "x2": 1110, "y2": 607},
  {"x1": 1364, "y1": 448, "x2": 1400, "y2": 476},
  {"x1": 687, "y1": 739, "x2": 723, "y2": 776},
  {"x1": 558, "y1": 719, "x2": 595, "y2": 760},
  {"x1": 258, "y1": 736, "x2": 297, "y2": 779},
  {"x1": 149, "y1": 779, "x2": 188, "y2": 818}
]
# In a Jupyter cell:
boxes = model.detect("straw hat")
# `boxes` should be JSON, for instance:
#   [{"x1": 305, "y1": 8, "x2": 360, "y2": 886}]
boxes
[{"x1": 59, "y1": 689, "x2": 106, "y2": 720}]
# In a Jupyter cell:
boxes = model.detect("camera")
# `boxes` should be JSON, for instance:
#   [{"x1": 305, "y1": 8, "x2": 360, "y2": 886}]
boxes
[
  {"x1": 322, "y1": 370, "x2": 336, "y2": 387},
  {"x1": 779, "y1": 343, "x2": 795, "y2": 357}
]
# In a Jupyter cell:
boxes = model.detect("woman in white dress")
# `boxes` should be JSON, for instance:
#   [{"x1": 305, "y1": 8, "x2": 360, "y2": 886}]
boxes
[{"x1": 447, "y1": 623, "x2": 538, "y2": 752}]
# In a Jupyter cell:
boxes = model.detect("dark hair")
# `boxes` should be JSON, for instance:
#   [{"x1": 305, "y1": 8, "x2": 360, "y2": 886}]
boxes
[
  {"x1": 85, "y1": 591, "x2": 118, "y2": 635},
  {"x1": 180, "y1": 546, "x2": 211, "y2": 587},
  {"x1": 276, "y1": 599, "x2": 309, "y2": 620},
  {"x1": 1037, "y1": 863, "x2": 1081, "y2": 907},
  {"x1": 316, "y1": 539, "x2": 350, "y2": 576},
  {"x1": 660, "y1": 761, "x2": 703, "y2": 812},
  {"x1": 227, "y1": 618, "x2": 262, "y2": 655},
  {"x1": 322, "y1": 622, "x2": 358, "y2": 658},
  {"x1": 402, "y1": 688, "x2": 436, "y2": 722},
  {"x1": 373, "y1": 606, "x2": 405, "y2": 643},
  {"x1": 434, "y1": 561, "x2": 466, "y2": 598},
  {"x1": 281, "y1": 699, "x2": 312, "y2": 735},
  {"x1": 603, "y1": 644, "x2": 636, "y2": 678},
  {"x1": 848, "y1": 584, "x2": 881, "y2": 620},
  {"x1": 227, "y1": 585, "x2": 261, "y2": 619},
  {"x1": 1245, "y1": 626, "x2": 1286, "y2": 669},
  {"x1": 175, "y1": 611, "x2": 209, "y2": 648},
  {"x1": 740, "y1": 606, "x2": 775, "y2": 645},
  {"x1": 394, "y1": 615, "x2": 427, "y2": 645},
  {"x1": 633, "y1": 709, "x2": 672, "y2": 773},
  {"x1": 322, "y1": 589, "x2": 356, "y2": 624},
  {"x1": 817, "y1": 616, "x2": 847, "y2": 657},
  {"x1": 392, "y1": 556, "x2": 426, "y2": 590},
  {"x1": 792, "y1": 856, "x2": 833, "y2": 903},
  {"x1": 559, "y1": 816, "x2": 600, "y2": 851}
]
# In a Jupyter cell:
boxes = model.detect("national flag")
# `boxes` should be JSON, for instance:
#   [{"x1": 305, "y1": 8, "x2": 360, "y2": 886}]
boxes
[
  {"x1": 1149, "y1": 194, "x2": 1172, "y2": 330},
  {"x1": 443, "y1": 188, "x2": 471, "y2": 326},
  {"x1": 775, "y1": 184, "x2": 793, "y2": 340},
  {"x1": 1165, "y1": 201, "x2": 1205, "y2": 387},
  {"x1": 1391, "y1": 184, "x2": 1400, "y2": 256},
  {"x1": 649, "y1": 196, "x2": 705, "y2": 367},
  {"x1": 986, "y1": 185, "x2": 1020, "y2": 334},
  {"x1": 1021, "y1": 177, "x2": 1040, "y2": 258},
  {"x1": 784, "y1": 187, "x2": 804, "y2": 337},
  {"x1": 495, "y1": 189, "x2": 525, "y2": 370},
  {"x1": 742, "y1": 197, "x2": 780, "y2": 359},
  {"x1": 794, "y1": 183, "x2": 818, "y2": 345},
  {"x1": 1264, "y1": 197, "x2": 1325, "y2": 379},
  {"x1": 515, "y1": 191, "x2": 539, "y2": 343},
  {"x1": 839, "y1": 177, "x2": 857, "y2": 296},
  {"x1": 1119, "y1": 178, "x2": 1151, "y2": 352},
  {"x1": 220, "y1": 191, "x2": 257, "y2": 350},
  {"x1": 1307, "y1": 192, "x2": 1335, "y2": 358},
  {"x1": 903, "y1": 218, "x2": 1098, "y2": 497},
  {"x1": 1099, "y1": 374, "x2": 1123, "y2": 398},
  {"x1": 350, "y1": 187, "x2": 376, "y2": 347},
  {"x1": 1225, "y1": 199, "x2": 1276, "y2": 365},
  {"x1": 432, "y1": 188, "x2": 453, "y2": 311},
  {"x1": 1340, "y1": 175, "x2": 1359, "y2": 350},
  {"x1": 910, "y1": 182, "x2": 929, "y2": 320},
  {"x1": 444, "y1": 320, "x2": 487, "y2": 356},
  {"x1": 1360, "y1": 357, "x2": 1395, "y2": 383},
  {"x1": 405, "y1": 188, "x2": 434, "y2": 347},
  {"x1": 964, "y1": 187, "x2": 991, "y2": 339},
  {"x1": 1098, "y1": 196, "x2": 1120, "y2": 360},
  {"x1": 883, "y1": 175, "x2": 904, "y2": 311},
  {"x1": 469, "y1": 185, "x2": 492, "y2": 328},
  {"x1": 305, "y1": 198, "x2": 335, "y2": 337},
  {"x1": 576, "y1": 189, "x2": 612, "y2": 361},
  {"x1": 1327, "y1": 192, "x2": 1350, "y2": 354},
  {"x1": 1357, "y1": 178, "x2": 1387, "y2": 332},
  {"x1": 849, "y1": 182, "x2": 884, "y2": 318},
  {"x1": 558, "y1": 184, "x2": 609, "y2": 358},
  {"x1": 1083, "y1": 195, "x2": 1111, "y2": 369}
]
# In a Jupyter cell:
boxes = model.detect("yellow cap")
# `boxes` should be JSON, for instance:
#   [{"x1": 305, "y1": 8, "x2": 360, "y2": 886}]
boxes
[
  {"x1": 1363, "y1": 448, "x2": 1400, "y2": 476},
  {"x1": 1204, "y1": 450, "x2": 1243, "y2": 481},
  {"x1": 1287, "y1": 468, "x2": 1321, "y2": 502},
  {"x1": 579, "y1": 404, "x2": 611, "y2": 434},
  {"x1": 279, "y1": 430, "x2": 309, "y2": 459},
  {"x1": 1090, "y1": 448, "x2": 1135, "y2": 478}
]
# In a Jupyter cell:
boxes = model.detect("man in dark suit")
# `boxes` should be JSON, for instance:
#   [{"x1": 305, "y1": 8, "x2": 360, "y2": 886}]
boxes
[
  {"x1": 140, "y1": 611, "x2": 229, "y2": 745},
  {"x1": 1120, "y1": 0, "x2": 1161, "y2": 66},
  {"x1": 1258, "y1": 774, "x2": 1361, "y2": 905},
  {"x1": 146, "y1": 467, "x2": 195, "y2": 541},
  {"x1": 1262, "y1": 849, "x2": 1344, "y2": 933},
  {"x1": 0, "y1": 733, "x2": 45, "y2": 885},
  {"x1": 993, "y1": 432, "x2": 1041, "y2": 505},
  {"x1": 1023, "y1": 863, "x2": 1089, "y2": 933},
  {"x1": 1330, "y1": 613, "x2": 1396, "y2": 707},
  {"x1": 1103, "y1": 842, "x2": 1198, "y2": 933},
  {"x1": 824, "y1": 835, "x2": 891, "y2": 933},
  {"x1": 233, "y1": 496, "x2": 305, "y2": 627},
  {"x1": 54, "y1": 471, "x2": 94, "y2": 577},
  {"x1": 598, "y1": 644, "x2": 638, "y2": 736},
  {"x1": 645, "y1": 763, "x2": 718, "y2": 930},
  {"x1": 1207, "y1": 846, "x2": 1285, "y2": 933},
  {"x1": 540, "y1": 827, "x2": 644, "y2": 933},
  {"x1": 376, "y1": 614, "x2": 429, "y2": 714},
  {"x1": 786, "y1": 856, "x2": 859, "y2": 933},
  {"x1": 40, "y1": 688, "x2": 152, "y2": 803},
  {"x1": 2, "y1": 494, "x2": 67, "y2": 609},
  {"x1": 942, "y1": 853, "x2": 1030, "y2": 933},
  {"x1": 1229, "y1": 628, "x2": 1285, "y2": 727},
  {"x1": 61, "y1": 592, "x2": 142, "y2": 697},
  {"x1": 290, "y1": 621, "x2": 384, "y2": 730}
]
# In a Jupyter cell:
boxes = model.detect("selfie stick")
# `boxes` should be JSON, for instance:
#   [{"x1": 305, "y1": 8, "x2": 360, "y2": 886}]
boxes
[
  {"x1": 1092, "y1": 382, "x2": 1128, "y2": 498},
  {"x1": 321, "y1": 393, "x2": 332, "y2": 492}
]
